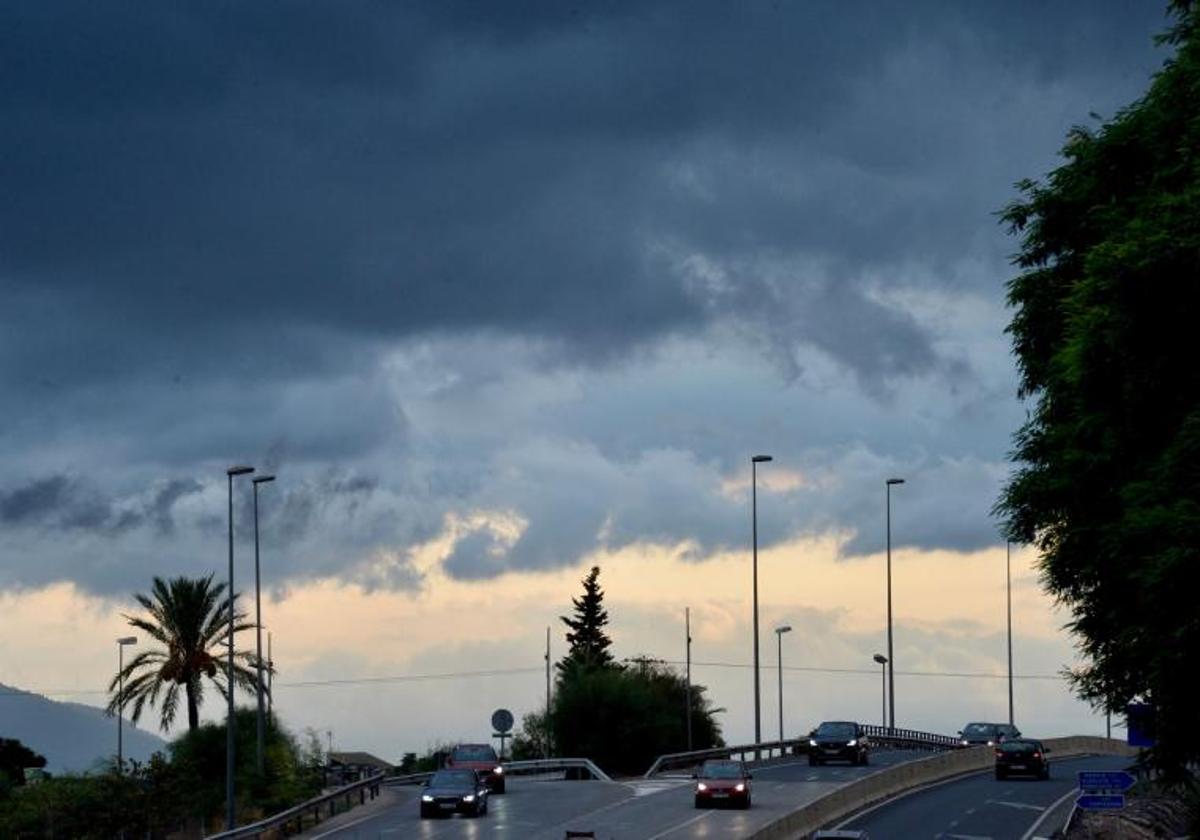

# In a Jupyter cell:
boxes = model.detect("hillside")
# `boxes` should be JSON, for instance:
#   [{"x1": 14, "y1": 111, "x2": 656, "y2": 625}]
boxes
[{"x1": 0, "y1": 682, "x2": 166, "y2": 774}]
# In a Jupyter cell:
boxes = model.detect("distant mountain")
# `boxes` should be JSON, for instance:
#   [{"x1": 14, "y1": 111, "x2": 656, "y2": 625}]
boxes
[{"x1": 0, "y1": 682, "x2": 166, "y2": 774}]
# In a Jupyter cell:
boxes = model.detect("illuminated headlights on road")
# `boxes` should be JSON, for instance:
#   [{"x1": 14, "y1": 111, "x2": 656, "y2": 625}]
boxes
[
  {"x1": 696, "y1": 782, "x2": 707, "y2": 791},
  {"x1": 421, "y1": 795, "x2": 434, "y2": 802},
  {"x1": 463, "y1": 795, "x2": 475, "y2": 802},
  {"x1": 809, "y1": 739, "x2": 818, "y2": 747},
  {"x1": 734, "y1": 783, "x2": 745, "y2": 792},
  {"x1": 847, "y1": 739, "x2": 857, "y2": 747},
  {"x1": 494, "y1": 766, "x2": 504, "y2": 774},
  {"x1": 960, "y1": 739, "x2": 969, "y2": 745}
]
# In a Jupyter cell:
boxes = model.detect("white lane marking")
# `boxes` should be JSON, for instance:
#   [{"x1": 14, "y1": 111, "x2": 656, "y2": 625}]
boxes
[
  {"x1": 832, "y1": 767, "x2": 994, "y2": 829},
  {"x1": 1019, "y1": 787, "x2": 1080, "y2": 840},
  {"x1": 965, "y1": 807, "x2": 977, "y2": 814},
  {"x1": 627, "y1": 778, "x2": 692, "y2": 797},
  {"x1": 943, "y1": 834, "x2": 993, "y2": 839},
  {"x1": 644, "y1": 810, "x2": 710, "y2": 840},
  {"x1": 987, "y1": 799, "x2": 1046, "y2": 812}
]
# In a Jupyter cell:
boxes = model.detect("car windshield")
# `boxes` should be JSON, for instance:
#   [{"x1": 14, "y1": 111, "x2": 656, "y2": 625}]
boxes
[
  {"x1": 816, "y1": 722, "x2": 856, "y2": 737},
  {"x1": 452, "y1": 746, "x2": 497, "y2": 762},
  {"x1": 700, "y1": 762, "x2": 743, "y2": 779},
  {"x1": 432, "y1": 770, "x2": 476, "y2": 786},
  {"x1": 963, "y1": 723, "x2": 997, "y2": 736},
  {"x1": 999, "y1": 741, "x2": 1037, "y2": 753}
]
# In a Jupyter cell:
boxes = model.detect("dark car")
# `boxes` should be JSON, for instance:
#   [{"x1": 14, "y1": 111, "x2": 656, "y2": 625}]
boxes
[
  {"x1": 808, "y1": 721, "x2": 869, "y2": 766},
  {"x1": 959, "y1": 722, "x2": 1021, "y2": 747},
  {"x1": 445, "y1": 743, "x2": 505, "y2": 793},
  {"x1": 693, "y1": 759, "x2": 752, "y2": 809},
  {"x1": 419, "y1": 769, "x2": 490, "y2": 818},
  {"x1": 994, "y1": 739, "x2": 1050, "y2": 780}
]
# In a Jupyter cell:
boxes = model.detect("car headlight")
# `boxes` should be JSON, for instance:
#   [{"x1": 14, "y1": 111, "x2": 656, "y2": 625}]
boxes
[
  {"x1": 734, "y1": 783, "x2": 745, "y2": 792},
  {"x1": 463, "y1": 794, "x2": 475, "y2": 802},
  {"x1": 494, "y1": 766, "x2": 504, "y2": 774},
  {"x1": 697, "y1": 782, "x2": 707, "y2": 791},
  {"x1": 421, "y1": 794, "x2": 434, "y2": 802},
  {"x1": 809, "y1": 739, "x2": 818, "y2": 747},
  {"x1": 960, "y1": 739, "x2": 969, "y2": 745},
  {"x1": 847, "y1": 739, "x2": 857, "y2": 747},
  {"x1": 987, "y1": 740, "x2": 995, "y2": 746}
]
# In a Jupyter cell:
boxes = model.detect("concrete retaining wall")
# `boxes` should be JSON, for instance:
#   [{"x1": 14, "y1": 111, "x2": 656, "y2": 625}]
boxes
[{"x1": 746, "y1": 736, "x2": 1137, "y2": 840}]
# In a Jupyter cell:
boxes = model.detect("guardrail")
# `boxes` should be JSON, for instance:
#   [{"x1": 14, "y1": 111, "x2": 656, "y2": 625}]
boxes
[
  {"x1": 644, "y1": 726, "x2": 959, "y2": 778},
  {"x1": 382, "y1": 757, "x2": 612, "y2": 785},
  {"x1": 205, "y1": 772, "x2": 384, "y2": 839}
]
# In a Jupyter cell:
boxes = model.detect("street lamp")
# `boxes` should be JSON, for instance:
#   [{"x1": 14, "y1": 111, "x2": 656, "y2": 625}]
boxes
[
  {"x1": 775, "y1": 625, "x2": 792, "y2": 743},
  {"x1": 252, "y1": 474, "x2": 275, "y2": 776},
  {"x1": 116, "y1": 636, "x2": 137, "y2": 773},
  {"x1": 872, "y1": 653, "x2": 888, "y2": 728},
  {"x1": 885, "y1": 477, "x2": 904, "y2": 733},
  {"x1": 1006, "y1": 541, "x2": 1014, "y2": 728},
  {"x1": 751, "y1": 454, "x2": 773, "y2": 748},
  {"x1": 226, "y1": 464, "x2": 254, "y2": 830},
  {"x1": 685, "y1": 607, "x2": 693, "y2": 751}
]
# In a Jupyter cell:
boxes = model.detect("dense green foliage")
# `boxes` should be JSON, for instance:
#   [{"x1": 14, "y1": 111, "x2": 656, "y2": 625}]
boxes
[
  {"x1": 108, "y1": 574, "x2": 261, "y2": 732},
  {"x1": 535, "y1": 565, "x2": 722, "y2": 774},
  {"x1": 559, "y1": 565, "x2": 615, "y2": 672},
  {"x1": 998, "y1": 2, "x2": 1200, "y2": 777},
  {"x1": 0, "y1": 738, "x2": 47, "y2": 794},
  {"x1": 0, "y1": 709, "x2": 322, "y2": 838},
  {"x1": 550, "y1": 662, "x2": 723, "y2": 775}
]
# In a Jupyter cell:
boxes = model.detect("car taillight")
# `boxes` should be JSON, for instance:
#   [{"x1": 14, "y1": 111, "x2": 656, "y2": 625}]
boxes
[{"x1": 995, "y1": 750, "x2": 1002, "y2": 758}]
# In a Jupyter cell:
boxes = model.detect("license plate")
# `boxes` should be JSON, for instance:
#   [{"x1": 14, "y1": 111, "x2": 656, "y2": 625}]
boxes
[
  {"x1": 439, "y1": 803, "x2": 456, "y2": 809},
  {"x1": 711, "y1": 792, "x2": 728, "y2": 798},
  {"x1": 1009, "y1": 764, "x2": 1025, "y2": 770}
]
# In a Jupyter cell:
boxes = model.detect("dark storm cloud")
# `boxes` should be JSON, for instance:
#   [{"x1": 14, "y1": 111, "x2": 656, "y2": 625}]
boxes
[
  {"x1": 0, "y1": 475, "x2": 202, "y2": 534},
  {"x1": 1, "y1": 0, "x2": 1169, "y2": 395},
  {"x1": 0, "y1": 0, "x2": 1173, "y2": 592}
]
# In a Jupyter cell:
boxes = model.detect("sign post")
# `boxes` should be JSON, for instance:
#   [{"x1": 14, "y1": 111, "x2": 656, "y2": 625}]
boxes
[{"x1": 492, "y1": 708, "x2": 514, "y2": 760}]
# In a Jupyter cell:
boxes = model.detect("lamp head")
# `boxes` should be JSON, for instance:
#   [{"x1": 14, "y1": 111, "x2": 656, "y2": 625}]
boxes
[
  {"x1": 752, "y1": 455, "x2": 773, "y2": 463},
  {"x1": 117, "y1": 636, "x2": 138, "y2": 646},
  {"x1": 776, "y1": 625, "x2": 792, "y2": 634},
  {"x1": 227, "y1": 465, "x2": 255, "y2": 477},
  {"x1": 873, "y1": 653, "x2": 888, "y2": 665},
  {"x1": 253, "y1": 474, "x2": 276, "y2": 484},
  {"x1": 886, "y1": 477, "x2": 905, "y2": 485}
]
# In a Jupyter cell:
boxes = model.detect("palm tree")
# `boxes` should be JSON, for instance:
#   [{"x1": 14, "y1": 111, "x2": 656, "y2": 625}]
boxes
[{"x1": 107, "y1": 575, "x2": 262, "y2": 732}]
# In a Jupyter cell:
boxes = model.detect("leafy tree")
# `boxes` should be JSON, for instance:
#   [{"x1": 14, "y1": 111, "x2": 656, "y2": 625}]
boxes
[
  {"x1": 0, "y1": 737, "x2": 46, "y2": 791},
  {"x1": 510, "y1": 710, "x2": 552, "y2": 760},
  {"x1": 559, "y1": 565, "x2": 615, "y2": 672},
  {"x1": 107, "y1": 574, "x2": 261, "y2": 732},
  {"x1": 997, "y1": 1, "x2": 1200, "y2": 778},
  {"x1": 550, "y1": 661, "x2": 723, "y2": 775}
]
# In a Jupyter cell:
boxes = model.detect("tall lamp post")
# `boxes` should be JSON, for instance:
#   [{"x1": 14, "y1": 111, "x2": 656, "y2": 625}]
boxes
[
  {"x1": 775, "y1": 625, "x2": 792, "y2": 742},
  {"x1": 685, "y1": 607, "x2": 693, "y2": 751},
  {"x1": 872, "y1": 653, "x2": 887, "y2": 728},
  {"x1": 1006, "y1": 541, "x2": 1014, "y2": 727},
  {"x1": 885, "y1": 477, "x2": 904, "y2": 733},
  {"x1": 116, "y1": 636, "x2": 137, "y2": 773},
  {"x1": 252, "y1": 474, "x2": 275, "y2": 776},
  {"x1": 751, "y1": 454, "x2": 773, "y2": 747},
  {"x1": 226, "y1": 464, "x2": 254, "y2": 830}
]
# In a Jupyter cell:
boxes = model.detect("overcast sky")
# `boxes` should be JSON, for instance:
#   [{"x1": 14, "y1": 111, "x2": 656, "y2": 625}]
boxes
[{"x1": 0, "y1": 2, "x2": 1172, "y2": 756}]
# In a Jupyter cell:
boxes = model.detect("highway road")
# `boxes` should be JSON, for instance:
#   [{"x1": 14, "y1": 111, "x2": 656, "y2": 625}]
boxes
[
  {"x1": 837, "y1": 753, "x2": 1134, "y2": 839},
  {"x1": 302, "y1": 749, "x2": 930, "y2": 839}
]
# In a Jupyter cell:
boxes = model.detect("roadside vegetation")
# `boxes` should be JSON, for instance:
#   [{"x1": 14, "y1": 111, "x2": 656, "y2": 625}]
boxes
[
  {"x1": 512, "y1": 565, "x2": 724, "y2": 775},
  {"x1": 0, "y1": 710, "x2": 324, "y2": 838},
  {"x1": 999, "y1": 0, "x2": 1199, "y2": 829}
]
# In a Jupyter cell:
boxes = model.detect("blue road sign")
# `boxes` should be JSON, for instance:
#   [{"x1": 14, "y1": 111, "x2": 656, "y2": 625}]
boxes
[
  {"x1": 1077, "y1": 793, "x2": 1125, "y2": 810},
  {"x1": 1078, "y1": 771, "x2": 1135, "y2": 792}
]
